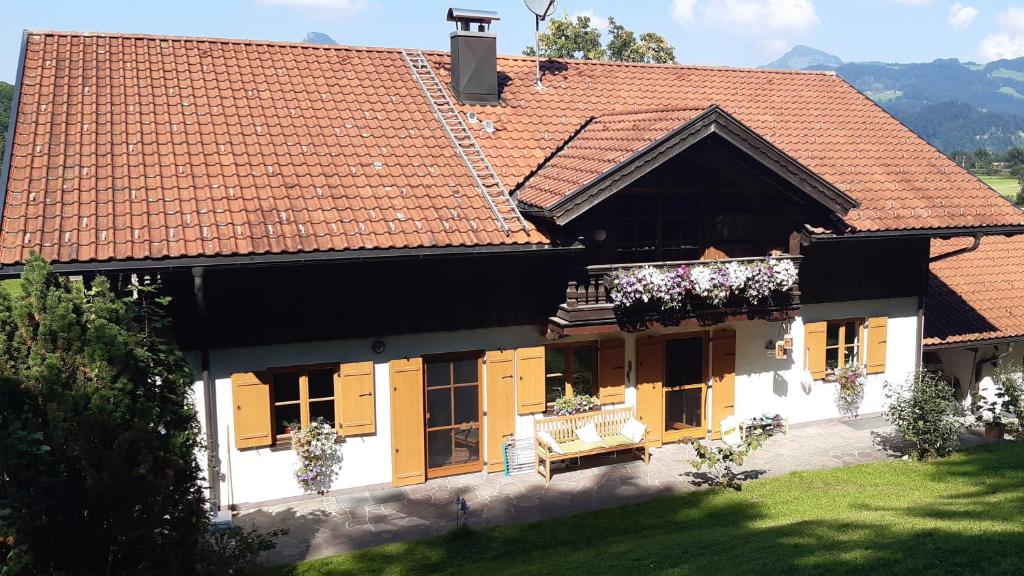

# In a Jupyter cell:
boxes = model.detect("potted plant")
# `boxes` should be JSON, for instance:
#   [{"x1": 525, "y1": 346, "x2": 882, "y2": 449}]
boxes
[
  {"x1": 552, "y1": 393, "x2": 597, "y2": 416},
  {"x1": 832, "y1": 362, "x2": 866, "y2": 417}
]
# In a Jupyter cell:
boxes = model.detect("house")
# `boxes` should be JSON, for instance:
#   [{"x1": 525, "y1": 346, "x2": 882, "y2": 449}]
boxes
[
  {"x1": 925, "y1": 235, "x2": 1024, "y2": 405},
  {"x1": 2, "y1": 10, "x2": 1023, "y2": 510}
]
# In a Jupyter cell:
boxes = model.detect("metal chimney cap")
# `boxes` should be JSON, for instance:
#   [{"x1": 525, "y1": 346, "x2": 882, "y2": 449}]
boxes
[{"x1": 447, "y1": 8, "x2": 500, "y2": 23}]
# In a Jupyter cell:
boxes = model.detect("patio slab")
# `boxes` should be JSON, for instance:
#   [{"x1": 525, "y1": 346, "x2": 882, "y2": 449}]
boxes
[{"x1": 233, "y1": 418, "x2": 977, "y2": 565}]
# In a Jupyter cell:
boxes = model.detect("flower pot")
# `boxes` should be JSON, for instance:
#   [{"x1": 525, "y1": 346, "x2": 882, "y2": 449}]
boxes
[{"x1": 984, "y1": 421, "x2": 1006, "y2": 440}]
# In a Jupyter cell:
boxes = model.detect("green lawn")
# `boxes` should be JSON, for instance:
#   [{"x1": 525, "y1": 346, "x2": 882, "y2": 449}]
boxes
[
  {"x1": 978, "y1": 175, "x2": 1019, "y2": 199},
  {"x1": 256, "y1": 442, "x2": 1024, "y2": 576}
]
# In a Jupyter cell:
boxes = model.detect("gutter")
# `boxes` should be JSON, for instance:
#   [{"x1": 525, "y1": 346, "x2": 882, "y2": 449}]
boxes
[
  {"x1": 0, "y1": 242, "x2": 583, "y2": 278},
  {"x1": 0, "y1": 31, "x2": 29, "y2": 244},
  {"x1": 928, "y1": 233, "x2": 981, "y2": 263},
  {"x1": 809, "y1": 225, "x2": 1024, "y2": 242},
  {"x1": 924, "y1": 335, "x2": 1024, "y2": 351}
]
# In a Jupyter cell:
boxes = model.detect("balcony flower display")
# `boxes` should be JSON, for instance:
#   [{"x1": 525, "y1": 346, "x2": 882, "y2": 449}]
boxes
[{"x1": 608, "y1": 257, "x2": 798, "y2": 311}]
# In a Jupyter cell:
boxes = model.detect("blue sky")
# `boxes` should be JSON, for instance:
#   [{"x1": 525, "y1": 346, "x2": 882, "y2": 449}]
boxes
[{"x1": 2, "y1": 0, "x2": 1023, "y2": 82}]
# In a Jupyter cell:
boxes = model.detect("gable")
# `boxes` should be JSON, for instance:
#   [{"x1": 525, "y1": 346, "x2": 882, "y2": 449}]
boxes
[{"x1": 513, "y1": 106, "x2": 857, "y2": 225}]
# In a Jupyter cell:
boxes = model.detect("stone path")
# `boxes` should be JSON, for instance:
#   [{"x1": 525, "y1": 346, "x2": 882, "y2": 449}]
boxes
[{"x1": 234, "y1": 417, "x2": 982, "y2": 565}]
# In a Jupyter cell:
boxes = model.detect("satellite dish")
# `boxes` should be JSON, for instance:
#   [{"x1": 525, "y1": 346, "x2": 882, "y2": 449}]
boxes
[{"x1": 524, "y1": 0, "x2": 557, "y2": 19}]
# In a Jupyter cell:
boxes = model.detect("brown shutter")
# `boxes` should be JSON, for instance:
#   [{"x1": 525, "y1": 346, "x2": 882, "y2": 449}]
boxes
[
  {"x1": 485, "y1": 350, "x2": 516, "y2": 473},
  {"x1": 337, "y1": 361, "x2": 375, "y2": 436},
  {"x1": 711, "y1": 329, "x2": 737, "y2": 439},
  {"x1": 636, "y1": 336, "x2": 664, "y2": 447},
  {"x1": 598, "y1": 339, "x2": 626, "y2": 405},
  {"x1": 389, "y1": 358, "x2": 426, "y2": 487},
  {"x1": 516, "y1": 346, "x2": 546, "y2": 414},
  {"x1": 866, "y1": 316, "x2": 888, "y2": 374},
  {"x1": 805, "y1": 321, "x2": 827, "y2": 380},
  {"x1": 231, "y1": 372, "x2": 272, "y2": 449}
]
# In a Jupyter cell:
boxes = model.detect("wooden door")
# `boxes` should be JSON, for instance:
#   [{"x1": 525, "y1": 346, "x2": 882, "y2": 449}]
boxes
[
  {"x1": 485, "y1": 350, "x2": 516, "y2": 473},
  {"x1": 390, "y1": 358, "x2": 426, "y2": 487},
  {"x1": 663, "y1": 334, "x2": 708, "y2": 443},
  {"x1": 636, "y1": 336, "x2": 665, "y2": 447},
  {"x1": 711, "y1": 329, "x2": 737, "y2": 439}
]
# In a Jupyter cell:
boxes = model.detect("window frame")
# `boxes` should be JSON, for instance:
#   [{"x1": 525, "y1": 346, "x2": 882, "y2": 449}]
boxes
[
  {"x1": 422, "y1": 351, "x2": 484, "y2": 478},
  {"x1": 613, "y1": 192, "x2": 701, "y2": 262},
  {"x1": 824, "y1": 318, "x2": 864, "y2": 373},
  {"x1": 544, "y1": 341, "x2": 599, "y2": 410},
  {"x1": 269, "y1": 363, "x2": 339, "y2": 445}
]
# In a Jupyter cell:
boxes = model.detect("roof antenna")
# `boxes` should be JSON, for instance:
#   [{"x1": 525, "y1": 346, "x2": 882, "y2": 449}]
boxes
[{"x1": 524, "y1": 0, "x2": 557, "y2": 89}]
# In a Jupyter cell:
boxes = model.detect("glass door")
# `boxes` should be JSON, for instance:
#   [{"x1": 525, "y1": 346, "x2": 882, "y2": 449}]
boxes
[
  {"x1": 663, "y1": 335, "x2": 707, "y2": 442},
  {"x1": 424, "y1": 354, "x2": 483, "y2": 478}
]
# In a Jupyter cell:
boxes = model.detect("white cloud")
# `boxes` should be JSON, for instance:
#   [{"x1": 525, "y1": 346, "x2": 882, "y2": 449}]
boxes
[
  {"x1": 948, "y1": 4, "x2": 978, "y2": 29},
  {"x1": 674, "y1": 0, "x2": 818, "y2": 34},
  {"x1": 574, "y1": 9, "x2": 609, "y2": 31},
  {"x1": 258, "y1": 0, "x2": 369, "y2": 17},
  {"x1": 980, "y1": 6, "x2": 1024, "y2": 61},
  {"x1": 672, "y1": 0, "x2": 699, "y2": 25}
]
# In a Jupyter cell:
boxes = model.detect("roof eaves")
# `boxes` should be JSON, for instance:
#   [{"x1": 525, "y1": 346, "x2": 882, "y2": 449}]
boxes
[{"x1": 0, "y1": 31, "x2": 30, "y2": 245}]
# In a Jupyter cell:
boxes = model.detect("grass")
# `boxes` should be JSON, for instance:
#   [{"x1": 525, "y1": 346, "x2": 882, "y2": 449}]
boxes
[
  {"x1": 979, "y1": 175, "x2": 1019, "y2": 199},
  {"x1": 255, "y1": 442, "x2": 1024, "y2": 576}
]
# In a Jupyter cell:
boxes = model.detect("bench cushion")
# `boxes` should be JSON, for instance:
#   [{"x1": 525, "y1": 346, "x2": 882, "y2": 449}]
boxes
[{"x1": 554, "y1": 434, "x2": 638, "y2": 456}]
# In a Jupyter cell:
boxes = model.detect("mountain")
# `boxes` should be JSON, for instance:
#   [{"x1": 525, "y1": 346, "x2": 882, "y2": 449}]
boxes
[
  {"x1": 763, "y1": 47, "x2": 1024, "y2": 153},
  {"x1": 302, "y1": 32, "x2": 338, "y2": 45},
  {"x1": 762, "y1": 45, "x2": 842, "y2": 70}
]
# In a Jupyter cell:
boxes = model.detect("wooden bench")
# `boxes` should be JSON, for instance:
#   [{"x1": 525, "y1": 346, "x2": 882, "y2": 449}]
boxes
[{"x1": 534, "y1": 407, "x2": 650, "y2": 484}]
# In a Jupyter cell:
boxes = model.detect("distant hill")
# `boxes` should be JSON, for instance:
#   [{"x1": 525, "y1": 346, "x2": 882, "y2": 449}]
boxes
[
  {"x1": 762, "y1": 45, "x2": 842, "y2": 70},
  {"x1": 0, "y1": 81, "x2": 12, "y2": 155},
  {"x1": 763, "y1": 47, "x2": 1024, "y2": 153},
  {"x1": 302, "y1": 32, "x2": 338, "y2": 45}
]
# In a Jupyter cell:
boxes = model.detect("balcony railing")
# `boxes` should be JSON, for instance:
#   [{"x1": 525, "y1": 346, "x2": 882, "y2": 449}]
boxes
[{"x1": 550, "y1": 255, "x2": 802, "y2": 334}]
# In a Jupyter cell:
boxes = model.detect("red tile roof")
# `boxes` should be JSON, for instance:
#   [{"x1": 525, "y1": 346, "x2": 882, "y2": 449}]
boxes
[
  {"x1": 925, "y1": 235, "x2": 1024, "y2": 346},
  {"x1": 515, "y1": 106, "x2": 705, "y2": 208},
  {"x1": 2, "y1": 32, "x2": 1022, "y2": 267}
]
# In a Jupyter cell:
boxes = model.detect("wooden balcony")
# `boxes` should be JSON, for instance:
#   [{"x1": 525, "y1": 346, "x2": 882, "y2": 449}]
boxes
[{"x1": 548, "y1": 255, "x2": 802, "y2": 337}]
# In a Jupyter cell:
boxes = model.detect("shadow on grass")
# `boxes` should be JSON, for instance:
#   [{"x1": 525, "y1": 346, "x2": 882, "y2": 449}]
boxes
[
  {"x1": 251, "y1": 442, "x2": 1024, "y2": 576},
  {"x1": 683, "y1": 468, "x2": 768, "y2": 488}
]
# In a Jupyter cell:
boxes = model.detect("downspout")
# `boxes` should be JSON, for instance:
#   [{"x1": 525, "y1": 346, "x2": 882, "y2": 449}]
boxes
[
  {"x1": 193, "y1": 266, "x2": 221, "y2": 515},
  {"x1": 928, "y1": 233, "x2": 982, "y2": 263},
  {"x1": 974, "y1": 344, "x2": 1014, "y2": 390}
]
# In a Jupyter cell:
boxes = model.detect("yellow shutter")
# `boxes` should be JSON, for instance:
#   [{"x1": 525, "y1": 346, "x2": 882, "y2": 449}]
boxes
[
  {"x1": 805, "y1": 321, "x2": 827, "y2": 380},
  {"x1": 711, "y1": 329, "x2": 737, "y2": 439},
  {"x1": 231, "y1": 372, "x2": 272, "y2": 449},
  {"x1": 485, "y1": 350, "x2": 516, "y2": 473},
  {"x1": 516, "y1": 346, "x2": 546, "y2": 414},
  {"x1": 337, "y1": 361, "x2": 375, "y2": 436},
  {"x1": 390, "y1": 358, "x2": 426, "y2": 487},
  {"x1": 866, "y1": 316, "x2": 888, "y2": 374},
  {"x1": 598, "y1": 339, "x2": 626, "y2": 405}
]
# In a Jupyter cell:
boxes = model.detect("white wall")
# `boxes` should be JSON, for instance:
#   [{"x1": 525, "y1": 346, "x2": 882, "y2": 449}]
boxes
[
  {"x1": 932, "y1": 343, "x2": 1023, "y2": 406},
  {"x1": 194, "y1": 296, "x2": 921, "y2": 506}
]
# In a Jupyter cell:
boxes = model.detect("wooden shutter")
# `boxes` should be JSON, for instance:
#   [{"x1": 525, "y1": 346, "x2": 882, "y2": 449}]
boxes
[
  {"x1": 231, "y1": 372, "x2": 272, "y2": 449},
  {"x1": 337, "y1": 361, "x2": 375, "y2": 436},
  {"x1": 805, "y1": 321, "x2": 827, "y2": 380},
  {"x1": 485, "y1": 350, "x2": 516, "y2": 473},
  {"x1": 598, "y1": 339, "x2": 626, "y2": 405},
  {"x1": 389, "y1": 358, "x2": 426, "y2": 487},
  {"x1": 636, "y1": 337, "x2": 664, "y2": 447},
  {"x1": 866, "y1": 316, "x2": 888, "y2": 374},
  {"x1": 711, "y1": 329, "x2": 737, "y2": 439},
  {"x1": 516, "y1": 346, "x2": 546, "y2": 414}
]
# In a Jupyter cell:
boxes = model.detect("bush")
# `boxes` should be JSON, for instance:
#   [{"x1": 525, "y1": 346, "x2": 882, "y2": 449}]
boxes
[
  {"x1": 198, "y1": 525, "x2": 287, "y2": 576},
  {"x1": 688, "y1": 431, "x2": 766, "y2": 490},
  {"x1": 0, "y1": 255, "x2": 208, "y2": 574},
  {"x1": 884, "y1": 370, "x2": 963, "y2": 459}
]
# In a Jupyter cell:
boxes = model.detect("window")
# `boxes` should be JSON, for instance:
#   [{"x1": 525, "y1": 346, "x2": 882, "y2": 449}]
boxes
[
  {"x1": 664, "y1": 336, "x2": 706, "y2": 433},
  {"x1": 425, "y1": 354, "x2": 482, "y2": 473},
  {"x1": 825, "y1": 320, "x2": 861, "y2": 371},
  {"x1": 271, "y1": 366, "x2": 337, "y2": 441},
  {"x1": 615, "y1": 193, "x2": 700, "y2": 262},
  {"x1": 545, "y1": 343, "x2": 597, "y2": 406}
]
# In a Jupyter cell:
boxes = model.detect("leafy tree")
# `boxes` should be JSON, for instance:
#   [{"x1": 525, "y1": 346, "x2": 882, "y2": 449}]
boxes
[
  {"x1": 1004, "y1": 146, "x2": 1024, "y2": 167},
  {"x1": 0, "y1": 255, "x2": 208, "y2": 575},
  {"x1": 884, "y1": 370, "x2": 963, "y2": 460},
  {"x1": 523, "y1": 13, "x2": 675, "y2": 64},
  {"x1": 0, "y1": 81, "x2": 12, "y2": 156},
  {"x1": 973, "y1": 147, "x2": 993, "y2": 173},
  {"x1": 606, "y1": 17, "x2": 677, "y2": 64}
]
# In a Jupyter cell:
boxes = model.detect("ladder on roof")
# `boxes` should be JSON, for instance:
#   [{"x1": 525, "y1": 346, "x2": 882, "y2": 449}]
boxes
[{"x1": 400, "y1": 48, "x2": 528, "y2": 236}]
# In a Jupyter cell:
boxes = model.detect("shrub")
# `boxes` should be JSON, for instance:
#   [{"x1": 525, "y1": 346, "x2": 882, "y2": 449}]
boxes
[
  {"x1": 197, "y1": 525, "x2": 287, "y2": 576},
  {"x1": 884, "y1": 370, "x2": 963, "y2": 459},
  {"x1": 688, "y1": 431, "x2": 766, "y2": 490},
  {"x1": 0, "y1": 254, "x2": 208, "y2": 574},
  {"x1": 984, "y1": 361, "x2": 1024, "y2": 424}
]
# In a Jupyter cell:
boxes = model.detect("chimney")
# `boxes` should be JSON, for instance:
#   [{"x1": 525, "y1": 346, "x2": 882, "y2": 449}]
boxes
[{"x1": 446, "y1": 8, "x2": 500, "y2": 105}]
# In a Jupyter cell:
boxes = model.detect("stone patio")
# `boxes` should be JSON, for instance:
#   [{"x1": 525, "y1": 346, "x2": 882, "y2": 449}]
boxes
[{"x1": 234, "y1": 417, "x2": 986, "y2": 565}]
